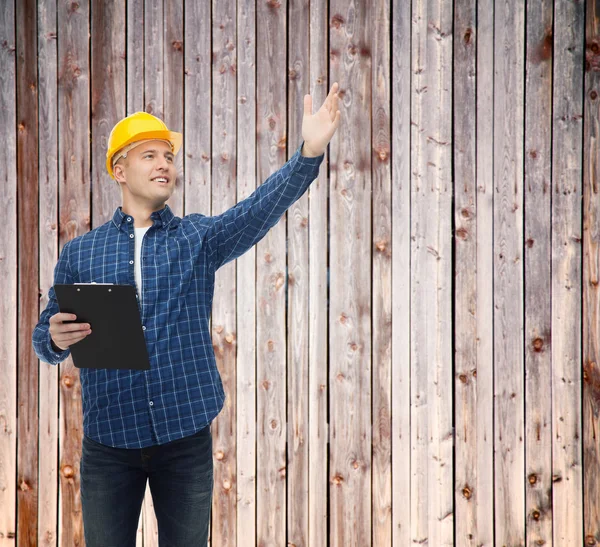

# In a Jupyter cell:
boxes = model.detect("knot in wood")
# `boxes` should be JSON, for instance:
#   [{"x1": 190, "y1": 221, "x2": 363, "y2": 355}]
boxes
[
  {"x1": 225, "y1": 333, "x2": 234, "y2": 344},
  {"x1": 375, "y1": 240, "x2": 387, "y2": 252},
  {"x1": 591, "y1": 90, "x2": 598, "y2": 101},
  {"x1": 531, "y1": 510, "x2": 541, "y2": 520},
  {"x1": 19, "y1": 478, "x2": 31, "y2": 491},
  {"x1": 462, "y1": 485, "x2": 472, "y2": 500},
  {"x1": 223, "y1": 479, "x2": 231, "y2": 491},
  {"x1": 264, "y1": 252, "x2": 272, "y2": 263},
  {"x1": 456, "y1": 227, "x2": 468, "y2": 240},
  {"x1": 270, "y1": 419, "x2": 278, "y2": 429},
  {"x1": 458, "y1": 374, "x2": 468, "y2": 384},
  {"x1": 532, "y1": 338, "x2": 544, "y2": 352},
  {"x1": 586, "y1": 535, "x2": 597, "y2": 545},
  {"x1": 62, "y1": 465, "x2": 75, "y2": 478},
  {"x1": 215, "y1": 450, "x2": 225, "y2": 461},
  {"x1": 331, "y1": 474, "x2": 344, "y2": 485},
  {"x1": 528, "y1": 473, "x2": 537, "y2": 485},
  {"x1": 331, "y1": 15, "x2": 344, "y2": 29},
  {"x1": 62, "y1": 375, "x2": 74, "y2": 388}
]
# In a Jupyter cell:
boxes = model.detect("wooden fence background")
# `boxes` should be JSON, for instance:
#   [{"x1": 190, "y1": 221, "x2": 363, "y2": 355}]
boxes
[{"x1": 0, "y1": 0, "x2": 598, "y2": 545}]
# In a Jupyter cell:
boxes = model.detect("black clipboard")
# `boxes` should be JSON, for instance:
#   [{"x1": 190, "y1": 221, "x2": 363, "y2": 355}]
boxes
[{"x1": 53, "y1": 284, "x2": 151, "y2": 370}]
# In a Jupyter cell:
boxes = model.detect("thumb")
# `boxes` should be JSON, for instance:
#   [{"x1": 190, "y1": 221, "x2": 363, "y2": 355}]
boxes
[{"x1": 303, "y1": 94, "x2": 312, "y2": 117}]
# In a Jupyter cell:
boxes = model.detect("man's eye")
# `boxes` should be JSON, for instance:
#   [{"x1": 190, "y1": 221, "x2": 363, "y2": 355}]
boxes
[{"x1": 144, "y1": 154, "x2": 153, "y2": 158}]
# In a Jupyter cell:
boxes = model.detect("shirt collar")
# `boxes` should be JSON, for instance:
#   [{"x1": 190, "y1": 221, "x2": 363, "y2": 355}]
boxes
[{"x1": 112, "y1": 204, "x2": 179, "y2": 231}]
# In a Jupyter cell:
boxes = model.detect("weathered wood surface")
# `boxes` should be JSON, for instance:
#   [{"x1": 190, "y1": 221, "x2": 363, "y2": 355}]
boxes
[
  {"x1": 17, "y1": 0, "x2": 40, "y2": 544},
  {"x1": 307, "y1": 2, "x2": 329, "y2": 547},
  {"x1": 454, "y1": 0, "x2": 478, "y2": 544},
  {"x1": 210, "y1": 0, "x2": 238, "y2": 543},
  {"x1": 255, "y1": 0, "x2": 288, "y2": 545},
  {"x1": 371, "y1": 0, "x2": 392, "y2": 543},
  {"x1": 287, "y1": 0, "x2": 310, "y2": 545},
  {"x1": 411, "y1": 0, "x2": 454, "y2": 544},
  {"x1": 329, "y1": 0, "x2": 372, "y2": 545},
  {"x1": 234, "y1": 0, "x2": 257, "y2": 545},
  {"x1": 37, "y1": 0, "x2": 60, "y2": 543},
  {"x1": 2, "y1": 0, "x2": 596, "y2": 545},
  {"x1": 391, "y1": 0, "x2": 411, "y2": 543},
  {"x1": 493, "y1": 0, "x2": 526, "y2": 544},
  {"x1": 0, "y1": 0, "x2": 17, "y2": 544},
  {"x1": 584, "y1": 1, "x2": 600, "y2": 546},
  {"x1": 524, "y1": 0, "x2": 553, "y2": 545},
  {"x1": 551, "y1": 0, "x2": 584, "y2": 544},
  {"x1": 57, "y1": 0, "x2": 90, "y2": 544}
]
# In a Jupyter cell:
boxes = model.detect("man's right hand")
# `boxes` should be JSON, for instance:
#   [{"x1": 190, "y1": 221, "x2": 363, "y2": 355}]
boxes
[{"x1": 49, "y1": 313, "x2": 92, "y2": 351}]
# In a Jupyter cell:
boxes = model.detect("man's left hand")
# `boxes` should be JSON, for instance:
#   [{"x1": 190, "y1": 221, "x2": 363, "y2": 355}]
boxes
[{"x1": 301, "y1": 82, "x2": 342, "y2": 157}]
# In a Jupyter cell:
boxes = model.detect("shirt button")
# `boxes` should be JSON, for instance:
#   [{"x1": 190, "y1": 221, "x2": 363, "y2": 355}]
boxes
[
  {"x1": 127, "y1": 217, "x2": 132, "y2": 222},
  {"x1": 129, "y1": 234, "x2": 134, "y2": 238},
  {"x1": 142, "y1": 325, "x2": 146, "y2": 330},
  {"x1": 149, "y1": 401, "x2": 154, "y2": 406},
  {"x1": 129, "y1": 260, "x2": 134, "y2": 264}
]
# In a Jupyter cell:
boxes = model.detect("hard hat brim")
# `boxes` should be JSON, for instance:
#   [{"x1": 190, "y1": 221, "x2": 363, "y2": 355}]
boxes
[{"x1": 106, "y1": 130, "x2": 183, "y2": 179}]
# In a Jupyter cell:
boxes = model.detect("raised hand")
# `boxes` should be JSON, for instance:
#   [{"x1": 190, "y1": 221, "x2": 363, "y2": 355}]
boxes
[{"x1": 301, "y1": 82, "x2": 342, "y2": 157}]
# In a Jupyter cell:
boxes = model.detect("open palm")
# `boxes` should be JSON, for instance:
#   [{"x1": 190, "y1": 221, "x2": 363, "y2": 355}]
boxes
[{"x1": 302, "y1": 82, "x2": 342, "y2": 157}]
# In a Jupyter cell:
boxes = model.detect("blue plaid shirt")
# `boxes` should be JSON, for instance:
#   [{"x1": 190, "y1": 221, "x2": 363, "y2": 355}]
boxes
[{"x1": 32, "y1": 142, "x2": 323, "y2": 448}]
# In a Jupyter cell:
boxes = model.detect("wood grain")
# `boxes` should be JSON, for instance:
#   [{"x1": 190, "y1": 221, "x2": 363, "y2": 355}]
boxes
[
  {"x1": 551, "y1": 0, "x2": 584, "y2": 544},
  {"x1": 524, "y1": 0, "x2": 553, "y2": 545}
]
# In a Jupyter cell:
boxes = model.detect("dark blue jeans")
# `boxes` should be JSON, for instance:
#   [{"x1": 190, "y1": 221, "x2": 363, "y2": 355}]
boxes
[{"x1": 80, "y1": 425, "x2": 213, "y2": 547}]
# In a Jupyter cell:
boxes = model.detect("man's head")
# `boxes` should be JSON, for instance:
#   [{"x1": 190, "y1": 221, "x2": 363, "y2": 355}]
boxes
[
  {"x1": 106, "y1": 112, "x2": 182, "y2": 208},
  {"x1": 112, "y1": 139, "x2": 178, "y2": 207}
]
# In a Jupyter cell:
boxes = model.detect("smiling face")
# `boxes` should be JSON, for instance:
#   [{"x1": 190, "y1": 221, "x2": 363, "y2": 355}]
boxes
[{"x1": 113, "y1": 139, "x2": 177, "y2": 209}]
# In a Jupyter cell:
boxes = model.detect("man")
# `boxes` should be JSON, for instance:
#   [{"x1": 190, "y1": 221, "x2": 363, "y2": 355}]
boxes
[{"x1": 31, "y1": 83, "x2": 341, "y2": 547}]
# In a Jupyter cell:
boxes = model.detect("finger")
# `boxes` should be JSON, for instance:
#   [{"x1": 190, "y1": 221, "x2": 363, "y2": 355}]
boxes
[
  {"x1": 57, "y1": 322, "x2": 91, "y2": 333},
  {"x1": 304, "y1": 94, "x2": 312, "y2": 116},
  {"x1": 51, "y1": 313, "x2": 77, "y2": 324},
  {"x1": 324, "y1": 82, "x2": 339, "y2": 109},
  {"x1": 55, "y1": 331, "x2": 91, "y2": 347},
  {"x1": 332, "y1": 110, "x2": 341, "y2": 131}
]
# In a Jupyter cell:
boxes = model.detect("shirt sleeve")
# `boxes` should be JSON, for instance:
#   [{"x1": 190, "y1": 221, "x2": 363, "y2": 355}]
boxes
[
  {"x1": 32, "y1": 239, "x2": 74, "y2": 365},
  {"x1": 205, "y1": 141, "x2": 324, "y2": 270}
]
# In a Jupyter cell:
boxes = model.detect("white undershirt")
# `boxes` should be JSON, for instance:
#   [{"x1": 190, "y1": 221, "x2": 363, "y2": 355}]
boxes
[{"x1": 134, "y1": 226, "x2": 151, "y2": 303}]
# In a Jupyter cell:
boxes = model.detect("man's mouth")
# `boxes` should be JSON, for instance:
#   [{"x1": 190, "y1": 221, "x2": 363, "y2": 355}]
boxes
[{"x1": 152, "y1": 177, "x2": 169, "y2": 184}]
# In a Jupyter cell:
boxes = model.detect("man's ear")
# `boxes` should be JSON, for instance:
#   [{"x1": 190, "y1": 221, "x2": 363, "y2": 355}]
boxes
[{"x1": 113, "y1": 162, "x2": 126, "y2": 183}]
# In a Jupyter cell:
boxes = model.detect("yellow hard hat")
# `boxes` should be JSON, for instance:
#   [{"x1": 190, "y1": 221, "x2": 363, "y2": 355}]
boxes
[{"x1": 105, "y1": 111, "x2": 183, "y2": 179}]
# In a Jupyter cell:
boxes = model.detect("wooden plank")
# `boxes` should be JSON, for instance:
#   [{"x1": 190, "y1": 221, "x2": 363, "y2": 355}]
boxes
[
  {"x1": 90, "y1": 0, "x2": 125, "y2": 226},
  {"x1": 583, "y1": 1, "x2": 600, "y2": 544},
  {"x1": 410, "y1": 0, "x2": 454, "y2": 543},
  {"x1": 37, "y1": 0, "x2": 61, "y2": 544},
  {"x1": 57, "y1": 0, "x2": 90, "y2": 544},
  {"x1": 235, "y1": 0, "x2": 256, "y2": 543},
  {"x1": 144, "y1": 0, "x2": 163, "y2": 118},
  {"x1": 164, "y1": 0, "x2": 184, "y2": 217},
  {"x1": 328, "y1": 0, "x2": 372, "y2": 544},
  {"x1": 127, "y1": 0, "x2": 144, "y2": 114},
  {"x1": 524, "y1": 0, "x2": 553, "y2": 545},
  {"x1": 287, "y1": 0, "x2": 310, "y2": 545},
  {"x1": 453, "y1": 0, "x2": 478, "y2": 544},
  {"x1": 474, "y1": 0, "x2": 495, "y2": 542},
  {"x1": 371, "y1": 0, "x2": 392, "y2": 542},
  {"x1": 307, "y1": 1, "x2": 329, "y2": 545},
  {"x1": 210, "y1": 0, "x2": 238, "y2": 543},
  {"x1": 551, "y1": 0, "x2": 584, "y2": 544},
  {"x1": 493, "y1": 0, "x2": 525, "y2": 543},
  {"x1": 16, "y1": 0, "x2": 39, "y2": 543},
  {"x1": 255, "y1": 0, "x2": 287, "y2": 543},
  {"x1": 0, "y1": 0, "x2": 17, "y2": 543},
  {"x1": 391, "y1": 0, "x2": 411, "y2": 542}
]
